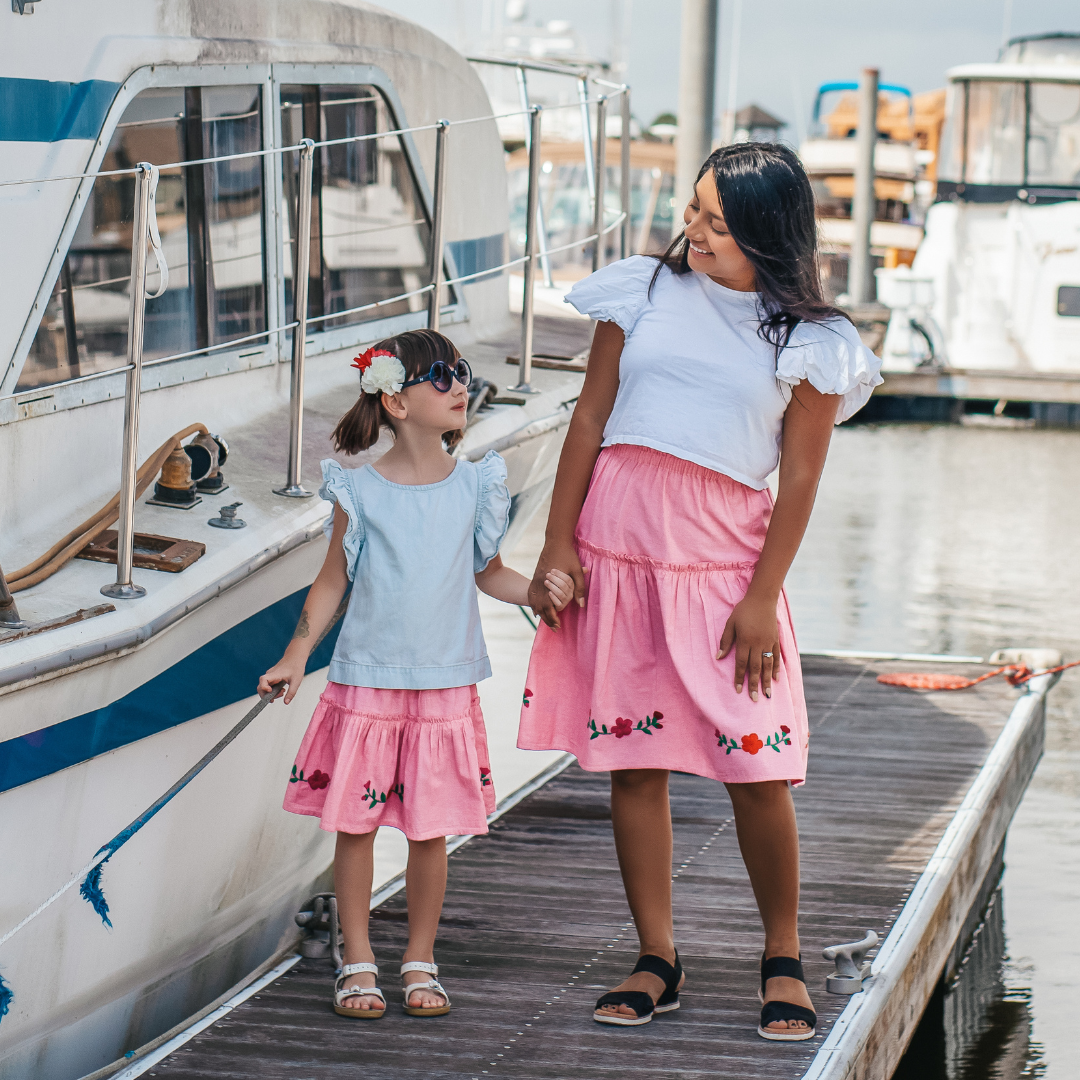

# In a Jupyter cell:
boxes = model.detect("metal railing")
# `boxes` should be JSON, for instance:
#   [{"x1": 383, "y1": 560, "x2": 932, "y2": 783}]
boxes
[{"x1": 0, "y1": 75, "x2": 632, "y2": 603}]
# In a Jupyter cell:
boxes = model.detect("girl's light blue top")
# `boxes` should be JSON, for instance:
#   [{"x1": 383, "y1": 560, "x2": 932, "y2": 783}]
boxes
[{"x1": 319, "y1": 450, "x2": 511, "y2": 690}]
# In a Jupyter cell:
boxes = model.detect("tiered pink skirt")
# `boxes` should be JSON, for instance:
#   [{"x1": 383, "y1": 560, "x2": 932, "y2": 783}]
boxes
[
  {"x1": 283, "y1": 683, "x2": 496, "y2": 840},
  {"x1": 517, "y1": 444, "x2": 809, "y2": 785}
]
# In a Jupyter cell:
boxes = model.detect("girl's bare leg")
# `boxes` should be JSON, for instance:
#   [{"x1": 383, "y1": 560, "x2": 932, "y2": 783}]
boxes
[
  {"x1": 596, "y1": 769, "x2": 681, "y2": 1019},
  {"x1": 724, "y1": 779, "x2": 814, "y2": 1033},
  {"x1": 334, "y1": 830, "x2": 382, "y2": 1011},
  {"x1": 402, "y1": 835, "x2": 449, "y2": 1009}
]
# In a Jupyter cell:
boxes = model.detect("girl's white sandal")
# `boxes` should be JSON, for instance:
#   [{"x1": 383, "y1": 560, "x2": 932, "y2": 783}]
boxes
[
  {"x1": 400, "y1": 961, "x2": 451, "y2": 1017},
  {"x1": 333, "y1": 962, "x2": 386, "y2": 1019}
]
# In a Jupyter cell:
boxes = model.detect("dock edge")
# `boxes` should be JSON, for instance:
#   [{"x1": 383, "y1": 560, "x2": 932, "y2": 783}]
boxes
[{"x1": 801, "y1": 675, "x2": 1051, "y2": 1080}]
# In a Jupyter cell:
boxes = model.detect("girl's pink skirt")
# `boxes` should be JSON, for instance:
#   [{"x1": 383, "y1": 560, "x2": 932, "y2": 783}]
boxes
[
  {"x1": 283, "y1": 683, "x2": 496, "y2": 840},
  {"x1": 518, "y1": 444, "x2": 809, "y2": 785}
]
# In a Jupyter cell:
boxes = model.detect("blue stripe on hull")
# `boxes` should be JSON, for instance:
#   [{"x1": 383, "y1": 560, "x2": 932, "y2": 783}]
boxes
[
  {"x1": 0, "y1": 78, "x2": 120, "y2": 142},
  {"x1": 0, "y1": 587, "x2": 339, "y2": 793}
]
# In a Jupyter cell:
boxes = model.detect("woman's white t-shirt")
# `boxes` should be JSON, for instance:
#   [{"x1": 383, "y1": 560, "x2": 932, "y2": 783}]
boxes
[{"x1": 565, "y1": 256, "x2": 883, "y2": 490}]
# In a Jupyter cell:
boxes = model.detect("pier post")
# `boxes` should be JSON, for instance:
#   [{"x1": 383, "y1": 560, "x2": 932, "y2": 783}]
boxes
[
  {"x1": 674, "y1": 0, "x2": 719, "y2": 234},
  {"x1": 101, "y1": 162, "x2": 155, "y2": 601},
  {"x1": 427, "y1": 119, "x2": 450, "y2": 331},
  {"x1": 592, "y1": 95, "x2": 608, "y2": 273},
  {"x1": 513, "y1": 105, "x2": 543, "y2": 393},
  {"x1": 275, "y1": 138, "x2": 315, "y2": 499},
  {"x1": 849, "y1": 67, "x2": 880, "y2": 305},
  {"x1": 620, "y1": 88, "x2": 632, "y2": 260}
]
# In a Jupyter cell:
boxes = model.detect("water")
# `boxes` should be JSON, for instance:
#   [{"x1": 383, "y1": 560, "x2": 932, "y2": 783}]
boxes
[{"x1": 787, "y1": 422, "x2": 1080, "y2": 1078}]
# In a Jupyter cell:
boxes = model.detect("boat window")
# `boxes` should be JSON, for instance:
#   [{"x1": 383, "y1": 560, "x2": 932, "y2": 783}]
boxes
[
  {"x1": 280, "y1": 84, "x2": 438, "y2": 330},
  {"x1": 936, "y1": 82, "x2": 965, "y2": 184},
  {"x1": 1027, "y1": 82, "x2": 1080, "y2": 185},
  {"x1": 17, "y1": 85, "x2": 266, "y2": 393},
  {"x1": 965, "y1": 81, "x2": 1025, "y2": 186}
]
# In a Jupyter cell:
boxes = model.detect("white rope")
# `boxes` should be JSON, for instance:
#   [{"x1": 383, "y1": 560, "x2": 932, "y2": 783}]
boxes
[
  {"x1": 143, "y1": 165, "x2": 169, "y2": 300},
  {"x1": 0, "y1": 851, "x2": 108, "y2": 950}
]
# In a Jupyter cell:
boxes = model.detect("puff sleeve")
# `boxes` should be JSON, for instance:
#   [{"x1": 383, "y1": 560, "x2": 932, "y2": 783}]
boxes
[
  {"x1": 564, "y1": 255, "x2": 657, "y2": 335},
  {"x1": 473, "y1": 451, "x2": 511, "y2": 572},
  {"x1": 776, "y1": 317, "x2": 884, "y2": 424},
  {"x1": 319, "y1": 459, "x2": 366, "y2": 581}
]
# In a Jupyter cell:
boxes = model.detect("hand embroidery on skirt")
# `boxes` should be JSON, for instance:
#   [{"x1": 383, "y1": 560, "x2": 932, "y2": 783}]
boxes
[
  {"x1": 715, "y1": 725, "x2": 791, "y2": 755},
  {"x1": 480, "y1": 767, "x2": 492, "y2": 787},
  {"x1": 289, "y1": 764, "x2": 331, "y2": 789},
  {"x1": 522, "y1": 688, "x2": 534, "y2": 707},
  {"x1": 361, "y1": 780, "x2": 405, "y2": 808},
  {"x1": 588, "y1": 711, "x2": 664, "y2": 739}
]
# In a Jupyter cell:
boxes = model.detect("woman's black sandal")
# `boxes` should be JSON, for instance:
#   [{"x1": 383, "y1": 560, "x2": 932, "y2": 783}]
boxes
[
  {"x1": 593, "y1": 951, "x2": 683, "y2": 1026},
  {"x1": 757, "y1": 955, "x2": 816, "y2": 1041}
]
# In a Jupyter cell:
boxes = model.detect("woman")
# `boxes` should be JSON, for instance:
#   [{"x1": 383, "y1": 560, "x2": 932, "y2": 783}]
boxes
[{"x1": 518, "y1": 143, "x2": 881, "y2": 1040}]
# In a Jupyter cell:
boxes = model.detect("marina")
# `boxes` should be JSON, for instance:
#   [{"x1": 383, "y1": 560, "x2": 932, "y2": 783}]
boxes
[
  {"x1": 1, "y1": 2, "x2": 1079, "y2": 1078},
  {"x1": 96, "y1": 653, "x2": 1057, "y2": 1079}
]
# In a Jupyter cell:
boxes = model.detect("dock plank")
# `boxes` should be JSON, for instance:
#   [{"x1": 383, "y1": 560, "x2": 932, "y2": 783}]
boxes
[{"x1": 148, "y1": 657, "x2": 1021, "y2": 1080}]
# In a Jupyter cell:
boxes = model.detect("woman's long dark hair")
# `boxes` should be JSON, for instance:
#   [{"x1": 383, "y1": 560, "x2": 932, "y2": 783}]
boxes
[
  {"x1": 332, "y1": 328, "x2": 464, "y2": 454},
  {"x1": 651, "y1": 142, "x2": 850, "y2": 351}
]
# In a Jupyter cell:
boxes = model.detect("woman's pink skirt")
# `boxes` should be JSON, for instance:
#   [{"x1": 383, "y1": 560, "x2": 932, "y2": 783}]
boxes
[
  {"x1": 518, "y1": 444, "x2": 809, "y2": 785},
  {"x1": 283, "y1": 683, "x2": 496, "y2": 840}
]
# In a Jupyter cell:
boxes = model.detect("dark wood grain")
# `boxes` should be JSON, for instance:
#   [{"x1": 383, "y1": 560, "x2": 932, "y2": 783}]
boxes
[{"x1": 149, "y1": 657, "x2": 1020, "y2": 1080}]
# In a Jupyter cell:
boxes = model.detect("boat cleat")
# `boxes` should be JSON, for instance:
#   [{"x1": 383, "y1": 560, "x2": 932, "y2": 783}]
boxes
[{"x1": 823, "y1": 930, "x2": 878, "y2": 994}]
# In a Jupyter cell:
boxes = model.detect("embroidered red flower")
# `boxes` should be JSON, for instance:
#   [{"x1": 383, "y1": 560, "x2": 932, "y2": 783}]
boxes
[
  {"x1": 741, "y1": 733, "x2": 764, "y2": 755},
  {"x1": 307, "y1": 769, "x2": 330, "y2": 790},
  {"x1": 350, "y1": 347, "x2": 396, "y2": 373},
  {"x1": 523, "y1": 688, "x2": 533, "y2": 707},
  {"x1": 780, "y1": 725, "x2": 790, "y2": 734},
  {"x1": 652, "y1": 711, "x2": 664, "y2": 729},
  {"x1": 613, "y1": 717, "x2": 634, "y2": 738},
  {"x1": 479, "y1": 767, "x2": 492, "y2": 787}
]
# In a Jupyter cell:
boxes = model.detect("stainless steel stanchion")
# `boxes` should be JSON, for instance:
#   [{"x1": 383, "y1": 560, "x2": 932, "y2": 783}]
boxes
[
  {"x1": 102, "y1": 162, "x2": 155, "y2": 600},
  {"x1": 516, "y1": 66, "x2": 555, "y2": 289},
  {"x1": 275, "y1": 138, "x2": 316, "y2": 499},
  {"x1": 513, "y1": 106, "x2": 543, "y2": 394},
  {"x1": 0, "y1": 562, "x2": 27, "y2": 630},
  {"x1": 592, "y1": 95, "x2": 608, "y2": 274},
  {"x1": 620, "y1": 89, "x2": 632, "y2": 261},
  {"x1": 428, "y1": 119, "x2": 450, "y2": 331},
  {"x1": 578, "y1": 74, "x2": 597, "y2": 204}
]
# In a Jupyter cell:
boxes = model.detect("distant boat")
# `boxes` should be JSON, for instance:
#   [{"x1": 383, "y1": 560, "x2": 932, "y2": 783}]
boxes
[{"x1": 874, "y1": 33, "x2": 1080, "y2": 424}]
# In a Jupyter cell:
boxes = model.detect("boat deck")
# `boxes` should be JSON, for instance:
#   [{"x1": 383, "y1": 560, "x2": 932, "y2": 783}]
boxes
[{"x1": 136, "y1": 655, "x2": 1049, "y2": 1080}]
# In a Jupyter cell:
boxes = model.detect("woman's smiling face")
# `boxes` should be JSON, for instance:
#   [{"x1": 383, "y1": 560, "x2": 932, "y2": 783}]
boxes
[{"x1": 683, "y1": 173, "x2": 757, "y2": 292}]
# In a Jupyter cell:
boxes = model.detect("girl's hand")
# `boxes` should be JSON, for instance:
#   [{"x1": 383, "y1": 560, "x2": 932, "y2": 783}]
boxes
[
  {"x1": 258, "y1": 655, "x2": 306, "y2": 705},
  {"x1": 544, "y1": 569, "x2": 576, "y2": 612},
  {"x1": 717, "y1": 592, "x2": 781, "y2": 702},
  {"x1": 529, "y1": 541, "x2": 586, "y2": 629}
]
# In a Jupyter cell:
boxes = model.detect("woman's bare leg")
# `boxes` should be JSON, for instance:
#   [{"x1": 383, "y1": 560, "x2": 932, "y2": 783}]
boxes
[
  {"x1": 334, "y1": 829, "x2": 382, "y2": 1011},
  {"x1": 596, "y1": 768, "x2": 681, "y2": 1019},
  {"x1": 724, "y1": 779, "x2": 814, "y2": 1033},
  {"x1": 402, "y1": 836, "x2": 449, "y2": 1009}
]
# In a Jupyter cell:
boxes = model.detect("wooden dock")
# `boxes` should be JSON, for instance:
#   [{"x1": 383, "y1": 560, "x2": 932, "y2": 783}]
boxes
[{"x1": 115, "y1": 654, "x2": 1051, "y2": 1080}]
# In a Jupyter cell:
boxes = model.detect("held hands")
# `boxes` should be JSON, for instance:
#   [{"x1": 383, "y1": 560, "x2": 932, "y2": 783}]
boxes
[
  {"x1": 717, "y1": 592, "x2": 781, "y2": 702},
  {"x1": 529, "y1": 541, "x2": 587, "y2": 629}
]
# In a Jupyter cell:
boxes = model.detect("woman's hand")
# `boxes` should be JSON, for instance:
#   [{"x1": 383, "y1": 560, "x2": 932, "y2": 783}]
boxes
[
  {"x1": 258, "y1": 653, "x2": 307, "y2": 705},
  {"x1": 529, "y1": 541, "x2": 586, "y2": 629},
  {"x1": 717, "y1": 591, "x2": 781, "y2": 702}
]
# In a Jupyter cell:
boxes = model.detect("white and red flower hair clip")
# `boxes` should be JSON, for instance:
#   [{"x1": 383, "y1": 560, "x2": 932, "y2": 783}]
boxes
[{"x1": 351, "y1": 347, "x2": 406, "y2": 396}]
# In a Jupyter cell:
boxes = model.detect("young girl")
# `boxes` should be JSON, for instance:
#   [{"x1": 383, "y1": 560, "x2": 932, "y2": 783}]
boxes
[
  {"x1": 520, "y1": 144, "x2": 882, "y2": 1039},
  {"x1": 259, "y1": 329, "x2": 573, "y2": 1020}
]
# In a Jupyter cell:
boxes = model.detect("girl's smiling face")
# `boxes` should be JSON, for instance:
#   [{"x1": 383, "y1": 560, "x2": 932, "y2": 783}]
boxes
[{"x1": 683, "y1": 173, "x2": 757, "y2": 292}]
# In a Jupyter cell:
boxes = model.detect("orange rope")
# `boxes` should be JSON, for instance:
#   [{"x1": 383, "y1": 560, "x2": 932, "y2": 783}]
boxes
[{"x1": 877, "y1": 659, "x2": 1080, "y2": 691}]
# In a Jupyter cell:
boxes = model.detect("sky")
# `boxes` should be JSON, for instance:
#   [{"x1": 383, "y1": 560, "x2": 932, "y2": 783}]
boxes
[{"x1": 371, "y1": 0, "x2": 1080, "y2": 142}]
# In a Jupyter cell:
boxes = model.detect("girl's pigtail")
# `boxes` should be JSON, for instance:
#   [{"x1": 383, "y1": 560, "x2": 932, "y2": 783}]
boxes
[{"x1": 333, "y1": 393, "x2": 384, "y2": 454}]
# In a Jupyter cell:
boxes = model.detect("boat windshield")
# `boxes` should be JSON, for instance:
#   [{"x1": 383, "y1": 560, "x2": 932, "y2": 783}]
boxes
[{"x1": 939, "y1": 78, "x2": 1080, "y2": 189}]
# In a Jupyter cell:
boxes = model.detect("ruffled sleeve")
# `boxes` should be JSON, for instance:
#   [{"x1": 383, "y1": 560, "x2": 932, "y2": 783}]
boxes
[
  {"x1": 473, "y1": 451, "x2": 511, "y2": 572},
  {"x1": 319, "y1": 459, "x2": 365, "y2": 581},
  {"x1": 564, "y1": 254, "x2": 658, "y2": 335},
  {"x1": 776, "y1": 317, "x2": 884, "y2": 424}
]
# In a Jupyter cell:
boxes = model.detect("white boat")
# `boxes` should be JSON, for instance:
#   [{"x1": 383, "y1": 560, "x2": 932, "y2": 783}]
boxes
[
  {"x1": 0, "y1": 4, "x2": 584, "y2": 1077},
  {"x1": 876, "y1": 34, "x2": 1080, "y2": 420}
]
